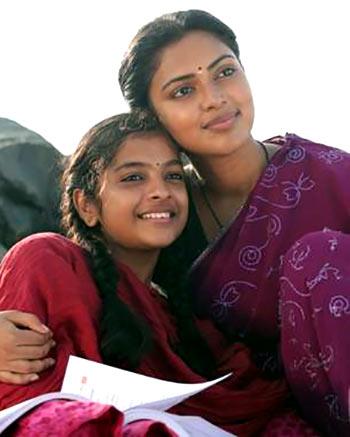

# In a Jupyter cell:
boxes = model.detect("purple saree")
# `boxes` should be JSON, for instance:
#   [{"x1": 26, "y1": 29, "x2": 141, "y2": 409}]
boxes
[{"x1": 190, "y1": 134, "x2": 350, "y2": 434}]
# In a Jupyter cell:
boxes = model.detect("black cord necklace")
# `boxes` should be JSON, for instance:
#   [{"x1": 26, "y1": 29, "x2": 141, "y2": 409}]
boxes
[{"x1": 200, "y1": 141, "x2": 270, "y2": 231}]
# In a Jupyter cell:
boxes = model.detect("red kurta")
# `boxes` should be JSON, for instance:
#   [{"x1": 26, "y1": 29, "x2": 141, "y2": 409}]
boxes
[{"x1": 0, "y1": 233, "x2": 313, "y2": 436}]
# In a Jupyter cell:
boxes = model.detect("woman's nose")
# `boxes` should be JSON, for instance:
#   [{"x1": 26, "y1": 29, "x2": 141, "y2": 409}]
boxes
[{"x1": 200, "y1": 83, "x2": 227, "y2": 111}]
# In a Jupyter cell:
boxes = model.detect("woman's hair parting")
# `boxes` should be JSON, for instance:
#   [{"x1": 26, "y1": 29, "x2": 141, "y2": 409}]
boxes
[
  {"x1": 60, "y1": 111, "x2": 215, "y2": 375},
  {"x1": 119, "y1": 9, "x2": 240, "y2": 110}
]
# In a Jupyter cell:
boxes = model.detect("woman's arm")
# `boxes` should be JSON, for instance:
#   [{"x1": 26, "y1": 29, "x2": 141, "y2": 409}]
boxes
[{"x1": 0, "y1": 310, "x2": 55, "y2": 384}]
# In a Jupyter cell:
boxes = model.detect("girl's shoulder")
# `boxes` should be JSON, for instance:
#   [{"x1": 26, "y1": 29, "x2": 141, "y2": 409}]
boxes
[{"x1": 1, "y1": 232, "x2": 85, "y2": 267}]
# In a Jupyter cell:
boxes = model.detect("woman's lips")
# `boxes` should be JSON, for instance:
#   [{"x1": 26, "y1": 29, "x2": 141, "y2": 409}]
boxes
[{"x1": 202, "y1": 110, "x2": 239, "y2": 131}]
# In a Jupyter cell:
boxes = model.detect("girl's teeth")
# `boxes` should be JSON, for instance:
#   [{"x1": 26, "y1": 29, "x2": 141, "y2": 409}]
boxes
[{"x1": 142, "y1": 212, "x2": 171, "y2": 219}]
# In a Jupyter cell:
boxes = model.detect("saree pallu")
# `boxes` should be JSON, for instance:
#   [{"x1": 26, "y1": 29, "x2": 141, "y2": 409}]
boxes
[{"x1": 190, "y1": 134, "x2": 350, "y2": 434}]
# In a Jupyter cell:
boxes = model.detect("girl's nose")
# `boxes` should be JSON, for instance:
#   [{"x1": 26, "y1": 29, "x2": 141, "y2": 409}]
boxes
[{"x1": 148, "y1": 178, "x2": 171, "y2": 200}]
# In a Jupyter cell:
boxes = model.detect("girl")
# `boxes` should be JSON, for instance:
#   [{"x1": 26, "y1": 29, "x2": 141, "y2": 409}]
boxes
[{"x1": 0, "y1": 111, "x2": 297, "y2": 436}]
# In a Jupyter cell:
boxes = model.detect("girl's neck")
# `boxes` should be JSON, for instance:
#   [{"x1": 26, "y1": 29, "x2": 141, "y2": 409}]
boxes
[{"x1": 110, "y1": 248, "x2": 160, "y2": 284}]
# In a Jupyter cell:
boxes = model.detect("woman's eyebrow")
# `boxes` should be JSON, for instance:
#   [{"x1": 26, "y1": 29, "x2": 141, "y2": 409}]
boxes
[
  {"x1": 161, "y1": 54, "x2": 235, "y2": 91},
  {"x1": 162, "y1": 74, "x2": 195, "y2": 91},
  {"x1": 207, "y1": 54, "x2": 235, "y2": 70}
]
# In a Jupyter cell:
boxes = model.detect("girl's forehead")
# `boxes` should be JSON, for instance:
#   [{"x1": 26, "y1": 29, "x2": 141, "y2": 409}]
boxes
[{"x1": 112, "y1": 132, "x2": 178, "y2": 163}]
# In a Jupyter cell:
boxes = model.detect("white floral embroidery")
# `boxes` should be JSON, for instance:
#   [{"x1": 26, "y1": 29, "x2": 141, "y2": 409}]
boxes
[
  {"x1": 261, "y1": 163, "x2": 278, "y2": 184},
  {"x1": 328, "y1": 236, "x2": 339, "y2": 251},
  {"x1": 239, "y1": 211, "x2": 282, "y2": 271},
  {"x1": 261, "y1": 145, "x2": 306, "y2": 188},
  {"x1": 291, "y1": 344, "x2": 334, "y2": 390},
  {"x1": 282, "y1": 300, "x2": 306, "y2": 327},
  {"x1": 286, "y1": 145, "x2": 306, "y2": 163},
  {"x1": 306, "y1": 263, "x2": 342, "y2": 290},
  {"x1": 267, "y1": 254, "x2": 285, "y2": 278},
  {"x1": 257, "y1": 172, "x2": 315, "y2": 209},
  {"x1": 318, "y1": 149, "x2": 345, "y2": 165},
  {"x1": 287, "y1": 243, "x2": 311, "y2": 271},
  {"x1": 211, "y1": 281, "x2": 257, "y2": 321},
  {"x1": 280, "y1": 275, "x2": 311, "y2": 297},
  {"x1": 329, "y1": 295, "x2": 350, "y2": 318},
  {"x1": 239, "y1": 245, "x2": 262, "y2": 271}
]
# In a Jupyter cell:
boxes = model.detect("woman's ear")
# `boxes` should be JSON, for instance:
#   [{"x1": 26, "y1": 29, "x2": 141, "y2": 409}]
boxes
[{"x1": 73, "y1": 189, "x2": 99, "y2": 227}]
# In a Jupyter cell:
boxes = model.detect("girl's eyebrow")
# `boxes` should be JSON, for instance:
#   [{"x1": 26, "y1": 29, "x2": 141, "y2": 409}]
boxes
[
  {"x1": 112, "y1": 158, "x2": 182, "y2": 172},
  {"x1": 161, "y1": 54, "x2": 235, "y2": 91}
]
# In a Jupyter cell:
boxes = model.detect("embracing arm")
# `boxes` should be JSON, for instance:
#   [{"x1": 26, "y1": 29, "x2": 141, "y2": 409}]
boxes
[{"x1": 0, "y1": 310, "x2": 55, "y2": 384}]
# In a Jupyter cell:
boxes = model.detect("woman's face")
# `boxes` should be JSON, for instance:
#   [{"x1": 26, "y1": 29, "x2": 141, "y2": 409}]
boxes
[{"x1": 149, "y1": 31, "x2": 255, "y2": 158}]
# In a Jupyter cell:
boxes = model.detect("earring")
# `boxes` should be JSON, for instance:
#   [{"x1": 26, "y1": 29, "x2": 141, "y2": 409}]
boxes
[
  {"x1": 180, "y1": 152, "x2": 205, "y2": 186},
  {"x1": 85, "y1": 216, "x2": 98, "y2": 228}
]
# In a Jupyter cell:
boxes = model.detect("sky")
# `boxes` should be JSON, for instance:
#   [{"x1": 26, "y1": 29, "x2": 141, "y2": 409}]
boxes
[{"x1": 1, "y1": 0, "x2": 349, "y2": 155}]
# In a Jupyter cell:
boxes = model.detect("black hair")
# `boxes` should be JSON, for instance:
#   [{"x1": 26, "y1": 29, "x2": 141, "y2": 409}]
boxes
[
  {"x1": 119, "y1": 9, "x2": 240, "y2": 110},
  {"x1": 60, "y1": 111, "x2": 215, "y2": 375}
]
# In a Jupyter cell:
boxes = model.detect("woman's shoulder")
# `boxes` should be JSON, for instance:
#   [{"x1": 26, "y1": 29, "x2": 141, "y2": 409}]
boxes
[
  {"x1": 270, "y1": 133, "x2": 348, "y2": 152},
  {"x1": 267, "y1": 133, "x2": 350, "y2": 168}
]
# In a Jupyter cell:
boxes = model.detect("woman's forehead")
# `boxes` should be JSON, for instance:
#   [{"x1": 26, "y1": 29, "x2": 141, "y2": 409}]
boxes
[{"x1": 152, "y1": 31, "x2": 236, "y2": 81}]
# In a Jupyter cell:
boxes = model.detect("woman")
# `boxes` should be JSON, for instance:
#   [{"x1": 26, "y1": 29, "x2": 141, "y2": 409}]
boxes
[{"x1": 117, "y1": 10, "x2": 350, "y2": 435}]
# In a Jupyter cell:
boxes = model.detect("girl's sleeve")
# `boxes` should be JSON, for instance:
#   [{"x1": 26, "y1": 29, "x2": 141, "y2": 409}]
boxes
[{"x1": 0, "y1": 234, "x2": 101, "y2": 409}]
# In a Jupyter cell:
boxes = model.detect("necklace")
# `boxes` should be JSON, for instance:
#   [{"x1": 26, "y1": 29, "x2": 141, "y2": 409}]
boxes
[
  {"x1": 150, "y1": 281, "x2": 168, "y2": 299},
  {"x1": 200, "y1": 141, "x2": 270, "y2": 231}
]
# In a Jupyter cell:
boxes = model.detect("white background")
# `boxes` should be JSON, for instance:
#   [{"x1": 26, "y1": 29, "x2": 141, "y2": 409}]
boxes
[{"x1": 1, "y1": 0, "x2": 349, "y2": 154}]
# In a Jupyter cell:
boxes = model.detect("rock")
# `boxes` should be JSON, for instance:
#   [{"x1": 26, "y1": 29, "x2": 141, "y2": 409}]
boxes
[{"x1": 0, "y1": 118, "x2": 63, "y2": 258}]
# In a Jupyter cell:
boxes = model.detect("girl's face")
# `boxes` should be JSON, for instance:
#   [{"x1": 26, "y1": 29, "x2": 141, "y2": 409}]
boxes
[
  {"x1": 149, "y1": 31, "x2": 255, "y2": 158},
  {"x1": 87, "y1": 132, "x2": 188, "y2": 260}
]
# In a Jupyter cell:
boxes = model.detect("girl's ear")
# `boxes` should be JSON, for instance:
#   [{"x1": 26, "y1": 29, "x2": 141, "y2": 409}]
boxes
[{"x1": 73, "y1": 189, "x2": 99, "y2": 227}]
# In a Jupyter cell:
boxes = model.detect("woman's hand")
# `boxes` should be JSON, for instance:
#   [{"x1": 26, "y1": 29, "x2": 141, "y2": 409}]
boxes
[{"x1": 0, "y1": 310, "x2": 56, "y2": 384}]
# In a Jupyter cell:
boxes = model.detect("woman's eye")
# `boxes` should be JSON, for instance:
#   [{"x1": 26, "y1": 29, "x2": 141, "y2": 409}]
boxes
[
  {"x1": 121, "y1": 174, "x2": 143, "y2": 182},
  {"x1": 172, "y1": 85, "x2": 193, "y2": 99},
  {"x1": 217, "y1": 67, "x2": 235, "y2": 79}
]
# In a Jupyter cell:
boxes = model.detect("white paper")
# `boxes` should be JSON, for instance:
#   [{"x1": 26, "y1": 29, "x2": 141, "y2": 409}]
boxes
[
  {"x1": 61, "y1": 355, "x2": 231, "y2": 411},
  {"x1": 124, "y1": 408, "x2": 235, "y2": 436}
]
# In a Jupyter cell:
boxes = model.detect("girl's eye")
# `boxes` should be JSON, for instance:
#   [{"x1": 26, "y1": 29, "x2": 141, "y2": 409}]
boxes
[
  {"x1": 217, "y1": 66, "x2": 235, "y2": 79},
  {"x1": 172, "y1": 85, "x2": 193, "y2": 99},
  {"x1": 165, "y1": 172, "x2": 185, "y2": 182},
  {"x1": 121, "y1": 174, "x2": 144, "y2": 182}
]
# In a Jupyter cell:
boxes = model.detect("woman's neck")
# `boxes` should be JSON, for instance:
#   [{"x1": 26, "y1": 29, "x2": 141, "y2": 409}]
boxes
[
  {"x1": 191, "y1": 138, "x2": 270, "y2": 240},
  {"x1": 192, "y1": 137, "x2": 265, "y2": 197}
]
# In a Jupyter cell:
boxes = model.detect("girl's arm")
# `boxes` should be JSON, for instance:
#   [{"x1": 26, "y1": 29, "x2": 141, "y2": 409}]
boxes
[
  {"x1": 0, "y1": 233, "x2": 101, "y2": 409},
  {"x1": 0, "y1": 310, "x2": 55, "y2": 384}
]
